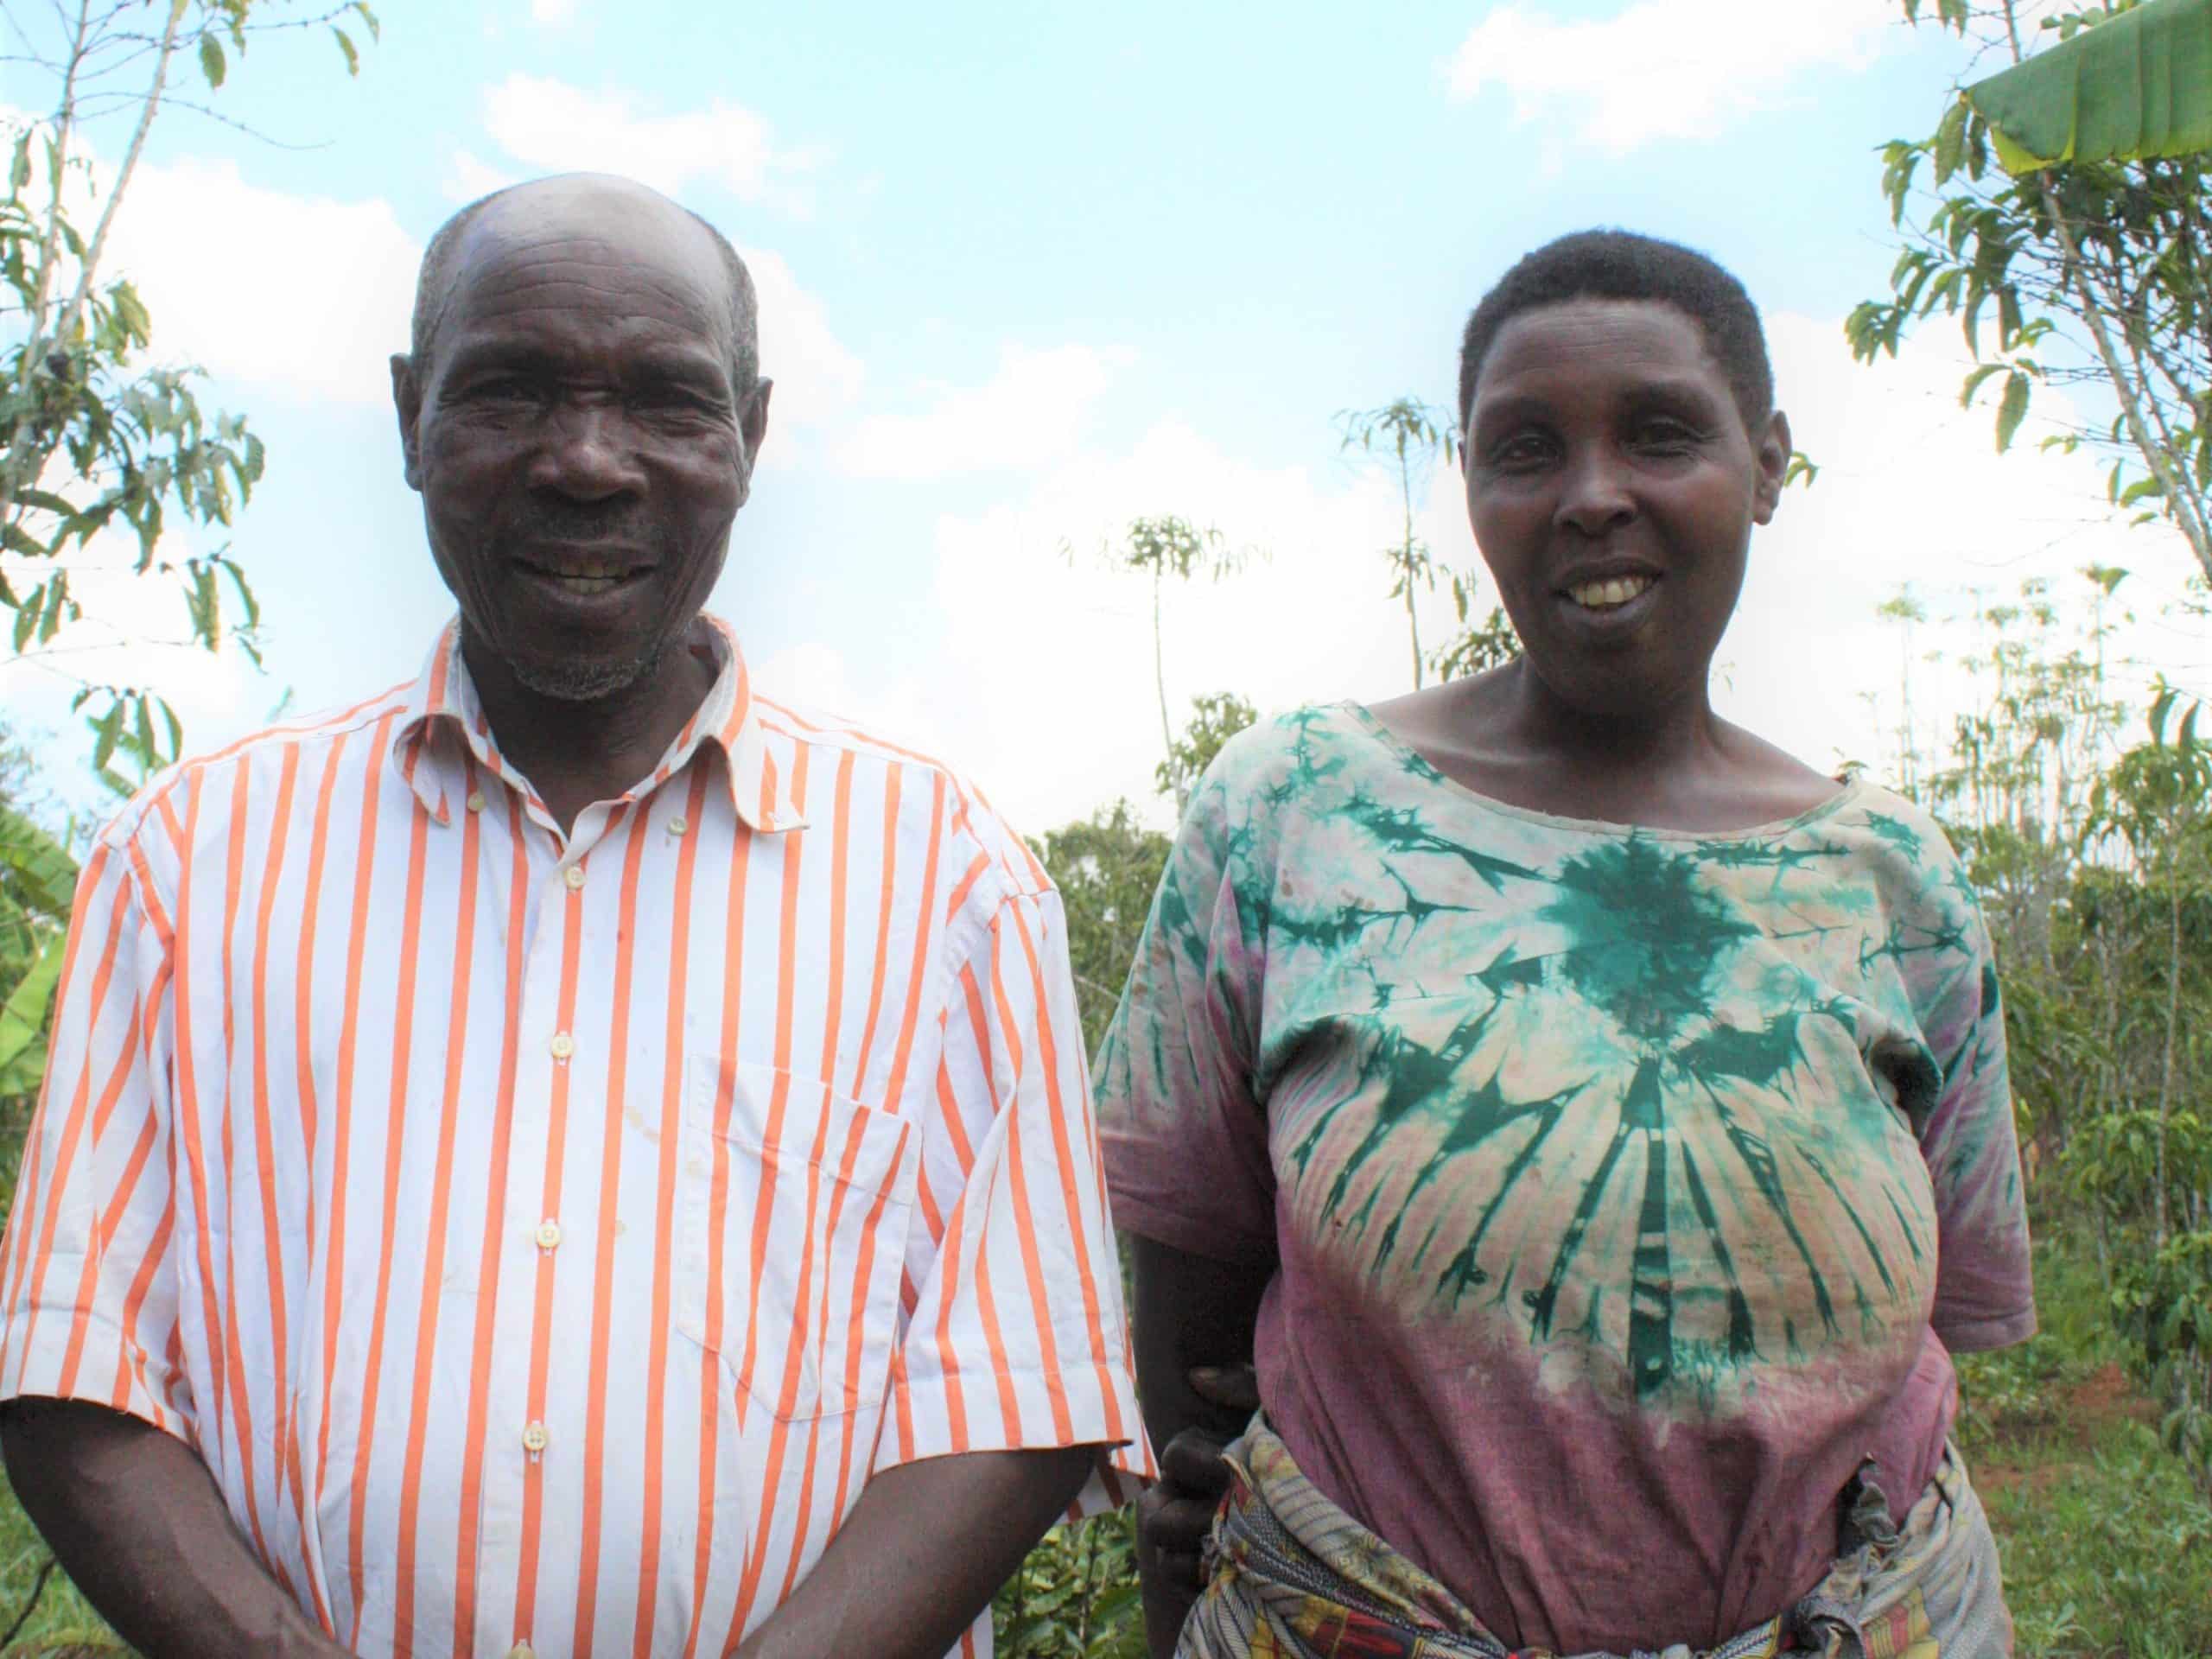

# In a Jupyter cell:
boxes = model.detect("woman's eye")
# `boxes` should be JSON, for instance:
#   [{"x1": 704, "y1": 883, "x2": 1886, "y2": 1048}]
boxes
[{"x1": 1489, "y1": 432, "x2": 1553, "y2": 468}]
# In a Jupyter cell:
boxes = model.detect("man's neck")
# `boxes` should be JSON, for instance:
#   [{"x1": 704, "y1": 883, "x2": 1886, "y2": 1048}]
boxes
[{"x1": 461, "y1": 620, "x2": 720, "y2": 836}]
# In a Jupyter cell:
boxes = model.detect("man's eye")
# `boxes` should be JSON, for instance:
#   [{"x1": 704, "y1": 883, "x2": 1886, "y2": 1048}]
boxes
[
  {"x1": 468, "y1": 378, "x2": 541, "y2": 404},
  {"x1": 1634, "y1": 419, "x2": 1702, "y2": 451}
]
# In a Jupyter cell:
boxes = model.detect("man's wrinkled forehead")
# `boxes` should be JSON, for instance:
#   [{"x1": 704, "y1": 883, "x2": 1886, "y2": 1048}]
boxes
[{"x1": 432, "y1": 179, "x2": 737, "y2": 356}]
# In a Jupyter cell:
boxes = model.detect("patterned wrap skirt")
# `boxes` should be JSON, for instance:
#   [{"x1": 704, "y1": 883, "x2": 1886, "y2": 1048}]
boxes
[{"x1": 1175, "y1": 1417, "x2": 2013, "y2": 1659}]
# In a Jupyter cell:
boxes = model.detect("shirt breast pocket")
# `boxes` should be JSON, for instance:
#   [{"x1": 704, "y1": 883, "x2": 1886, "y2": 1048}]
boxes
[{"x1": 676, "y1": 1054, "x2": 918, "y2": 1423}]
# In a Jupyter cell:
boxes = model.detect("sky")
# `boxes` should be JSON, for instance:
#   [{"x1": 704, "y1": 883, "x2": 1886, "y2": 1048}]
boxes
[{"x1": 4, "y1": 0, "x2": 2209, "y2": 836}]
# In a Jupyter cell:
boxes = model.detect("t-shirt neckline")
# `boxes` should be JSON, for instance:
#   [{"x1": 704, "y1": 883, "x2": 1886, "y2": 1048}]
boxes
[{"x1": 1337, "y1": 699, "x2": 1864, "y2": 844}]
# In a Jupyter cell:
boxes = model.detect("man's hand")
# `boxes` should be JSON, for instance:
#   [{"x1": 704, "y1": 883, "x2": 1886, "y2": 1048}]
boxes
[
  {"x1": 1135, "y1": 1363, "x2": 1260, "y2": 1657},
  {"x1": 1, "y1": 1397, "x2": 349, "y2": 1659},
  {"x1": 732, "y1": 1443, "x2": 1096, "y2": 1659}
]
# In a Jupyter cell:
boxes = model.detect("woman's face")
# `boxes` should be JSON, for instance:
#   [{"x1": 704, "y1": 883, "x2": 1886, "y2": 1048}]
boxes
[{"x1": 1463, "y1": 298, "x2": 1789, "y2": 721}]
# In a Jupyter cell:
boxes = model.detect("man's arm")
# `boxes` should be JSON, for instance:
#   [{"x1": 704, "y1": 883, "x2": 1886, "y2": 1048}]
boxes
[
  {"x1": 2, "y1": 1397, "x2": 346, "y2": 1659},
  {"x1": 734, "y1": 1443, "x2": 1095, "y2": 1659},
  {"x1": 1130, "y1": 1234, "x2": 1272, "y2": 1659}
]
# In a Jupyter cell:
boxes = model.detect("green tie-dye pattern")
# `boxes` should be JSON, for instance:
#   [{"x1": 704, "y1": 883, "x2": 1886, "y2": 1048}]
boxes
[{"x1": 1100, "y1": 703, "x2": 2031, "y2": 1421}]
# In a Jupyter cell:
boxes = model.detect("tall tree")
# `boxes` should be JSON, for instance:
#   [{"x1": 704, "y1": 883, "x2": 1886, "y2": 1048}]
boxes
[
  {"x1": 1849, "y1": 0, "x2": 2212, "y2": 585},
  {"x1": 1339, "y1": 397, "x2": 1455, "y2": 690},
  {"x1": 0, "y1": 0, "x2": 376, "y2": 772},
  {"x1": 1088, "y1": 515, "x2": 1244, "y2": 817}
]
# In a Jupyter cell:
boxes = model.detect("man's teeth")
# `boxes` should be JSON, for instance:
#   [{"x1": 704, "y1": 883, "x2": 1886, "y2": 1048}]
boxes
[
  {"x1": 1567, "y1": 575, "x2": 1654, "y2": 610},
  {"x1": 552, "y1": 574, "x2": 621, "y2": 594}
]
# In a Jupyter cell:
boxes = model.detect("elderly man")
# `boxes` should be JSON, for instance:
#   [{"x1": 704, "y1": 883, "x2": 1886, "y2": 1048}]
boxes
[{"x1": 0, "y1": 173, "x2": 1141, "y2": 1658}]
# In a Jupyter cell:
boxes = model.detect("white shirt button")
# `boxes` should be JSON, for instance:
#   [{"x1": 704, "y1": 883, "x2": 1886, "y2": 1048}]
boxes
[
  {"x1": 667, "y1": 815, "x2": 688, "y2": 836},
  {"x1": 563, "y1": 864, "x2": 586, "y2": 889},
  {"x1": 535, "y1": 1218, "x2": 562, "y2": 1251},
  {"x1": 467, "y1": 790, "x2": 486, "y2": 813},
  {"x1": 522, "y1": 1421, "x2": 550, "y2": 1456},
  {"x1": 549, "y1": 1032, "x2": 574, "y2": 1062}
]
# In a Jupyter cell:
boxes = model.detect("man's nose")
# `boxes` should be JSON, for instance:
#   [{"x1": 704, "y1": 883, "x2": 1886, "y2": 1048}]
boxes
[
  {"x1": 530, "y1": 401, "x2": 645, "y2": 499},
  {"x1": 1553, "y1": 445, "x2": 1635, "y2": 537}
]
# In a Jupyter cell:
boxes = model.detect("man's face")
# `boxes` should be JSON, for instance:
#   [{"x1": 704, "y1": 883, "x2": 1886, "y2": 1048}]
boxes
[{"x1": 393, "y1": 184, "x2": 772, "y2": 702}]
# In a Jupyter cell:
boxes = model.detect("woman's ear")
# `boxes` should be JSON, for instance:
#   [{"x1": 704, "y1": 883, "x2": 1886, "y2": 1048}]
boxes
[{"x1": 1751, "y1": 409, "x2": 1792, "y2": 525}]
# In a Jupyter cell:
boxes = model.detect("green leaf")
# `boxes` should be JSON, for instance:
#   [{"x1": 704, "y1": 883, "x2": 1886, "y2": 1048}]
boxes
[
  {"x1": 12, "y1": 582, "x2": 41, "y2": 652},
  {"x1": 1967, "y1": 0, "x2": 2212, "y2": 171},
  {"x1": 1996, "y1": 370, "x2": 2031, "y2": 452},
  {"x1": 199, "y1": 33, "x2": 226, "y2": 89},
  {"x1": 1961, "y1": 362, "x2": 2010, "y2": 407},
  {"x1": 1934, "y1": 97, "x2": 1970, "y2": 183},
  {"x1": 0, "y1": 930, "x2": 64, "y2": 1074},
  {"x1": 333, "y1": 26, "x2": 360, "y2": 76},
  {"x1": 0, "y1": 804, "x2": 79, "y2": 918},
  {"x1": 9, "y1": 130, "x2": 29, "y2": 193},
  {"x1": 91, "y1": 702, "x2": 122, "y2": 773}
]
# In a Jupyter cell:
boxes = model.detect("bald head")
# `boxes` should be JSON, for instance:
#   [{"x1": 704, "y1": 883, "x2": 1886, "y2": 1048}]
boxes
[{"x1": 409, "y1": 173, "x2": 760, "y2": 391}]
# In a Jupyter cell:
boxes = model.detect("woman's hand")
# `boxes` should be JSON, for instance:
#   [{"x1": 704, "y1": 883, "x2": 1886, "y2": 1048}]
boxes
[{"x1": 1136, "y1": 1362, "x2": 1262, "y2": 1657}]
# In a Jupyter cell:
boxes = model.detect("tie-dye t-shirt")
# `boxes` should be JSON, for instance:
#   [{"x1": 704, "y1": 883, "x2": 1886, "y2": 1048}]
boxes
[{"x1": 1096, "y1": 703, "x2": 2035, "y2": 1653}]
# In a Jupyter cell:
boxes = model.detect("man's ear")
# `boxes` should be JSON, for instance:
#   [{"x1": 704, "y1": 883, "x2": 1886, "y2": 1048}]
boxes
[
  {"x1": 391, "y1": 353, "x2": 424, "y2": 492},
  {"x1": 734, "y1": 377, "x2": 773, "y2": 506},
  {"x1": 1751, "y1": 408, "x2": 1792, "y2": 526}
]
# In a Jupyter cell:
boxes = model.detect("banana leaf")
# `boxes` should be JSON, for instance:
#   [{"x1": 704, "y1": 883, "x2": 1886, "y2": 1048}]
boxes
[
  {"x1": 0, "y1": 930, "x2": 62, "y2": 1077},
  {"x1": 1966, "y1": 0, "x2": 2212, "y2": 171},
  {"x1": 0, "y1": 804, "x2": 78, "y2": 919}
]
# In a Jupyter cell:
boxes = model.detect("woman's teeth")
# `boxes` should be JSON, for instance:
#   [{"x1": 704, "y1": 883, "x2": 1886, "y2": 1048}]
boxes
[{"x1": 1567, "y1": 575, "x2": 1654, "y2": 610}]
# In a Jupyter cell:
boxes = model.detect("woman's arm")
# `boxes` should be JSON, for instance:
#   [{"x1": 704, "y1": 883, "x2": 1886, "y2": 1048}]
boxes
[
  {"x1": 1, "y1": 1397, "x2": 349, "y2": 1659},
  {"x1": 1130, "y1": 1234, "x2": 1274, "y2": 1659}
]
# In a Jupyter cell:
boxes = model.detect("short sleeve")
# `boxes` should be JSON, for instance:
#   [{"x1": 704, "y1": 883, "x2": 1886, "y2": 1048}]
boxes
[
  {"x1": 880, "y1": 885, "x2": 1143, "y2": 1493},
  {"x1": 1912, "y1": 887, "x2": 2037, "y2": 1353},
  {"x1": 0, "y1": 836, "x2": 194, "y2": 1440},
  {"x1": 1094, "y1": 753, "x2": 1277, "y2": 1266}
]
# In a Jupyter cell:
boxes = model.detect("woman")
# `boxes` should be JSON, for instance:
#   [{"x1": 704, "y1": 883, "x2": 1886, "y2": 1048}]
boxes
[{"x1": 1095, "y1": 231, "x2": 2033, "y2": 1658}]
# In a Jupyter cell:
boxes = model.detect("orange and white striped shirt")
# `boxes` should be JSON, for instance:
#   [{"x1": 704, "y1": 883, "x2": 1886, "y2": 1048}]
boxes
[{"x1": 0, "y1": 615, "x2": 1146, "y2": 1658}]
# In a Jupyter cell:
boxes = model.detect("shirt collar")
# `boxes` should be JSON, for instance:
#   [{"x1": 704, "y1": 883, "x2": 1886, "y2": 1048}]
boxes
[{"x1": 391, "y1": 614, "x2": 807, "y2": 834}]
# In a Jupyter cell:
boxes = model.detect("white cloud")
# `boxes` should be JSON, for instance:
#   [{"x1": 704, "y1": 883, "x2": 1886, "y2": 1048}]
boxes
[
  {"x1": 442, "y1": 147, "x2": 518, "y2": 203},
  {"x1": 110, "y1": 156, "x2": 418, "y2": 406},
  {"x1": 1446, "y1": 0, "x2": 1897, "y2": 156},
  {"x1": 837, "y1": 343, "x2": 1127, "y2": 480},
  {"x1": 529, "y1": 0, "x2": 582, "y2": 23},
  {"x1": 480, "y1": 74, "x2": 815, "y2": 207},
  {"x1": 766, "y1": 318, "x2": 2212, "y2": 838},
  {"x1": 744, "y1": 246, "x2": 865, "y2": 435}
]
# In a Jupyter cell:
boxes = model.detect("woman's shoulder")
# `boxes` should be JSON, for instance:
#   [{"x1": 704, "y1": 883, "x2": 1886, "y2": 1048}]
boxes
[{"x1": 1192, "y1": 702, "x2": 1382, "y2": 810}]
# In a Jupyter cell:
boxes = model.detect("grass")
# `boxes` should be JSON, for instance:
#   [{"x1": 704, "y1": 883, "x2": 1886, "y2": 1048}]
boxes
[
  {"x1": 1955, "y1": 1237, "x2": 2212, "y2": 1657},
  {"x1": 0, "y1": 1465, "x2": 119, "y2": 1656}
]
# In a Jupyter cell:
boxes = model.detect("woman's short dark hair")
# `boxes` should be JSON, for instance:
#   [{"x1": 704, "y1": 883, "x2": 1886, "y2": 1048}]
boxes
[{"x1": 1456, "y1": 230, "x2": 1772, "y2": 434}]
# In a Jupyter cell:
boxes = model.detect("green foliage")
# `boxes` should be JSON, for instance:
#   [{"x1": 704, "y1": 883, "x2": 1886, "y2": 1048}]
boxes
[
  {"x1": 0, "y1": 804, "x2": 75, "y2": 1103},
  {"x1": 992, "y1": 1510, "x2": 1144, "y2": 1659},
  {"x1": 1878, "y1": 569, "x2": 2212, "y2": 1522},
  {"x1": 1154, "y1": 692, "x2": 1255, "y2": 808},
  {"x1": 1, "y1": 1, "x2": 377, "y2": 771},
  {"x1": 1032, "y1": 802, "x2": 1171, "y2": 1056},
  {"x1": 1963, "y1": 0, "x2": 2212, "y2": 171},
  {"x1": 1856, "y1": 2, "x2": 2212, "y2": 583},
  {"x1": 1427, "y1": 566, "x2": 1520, "y2": 683}
]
